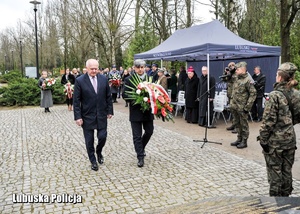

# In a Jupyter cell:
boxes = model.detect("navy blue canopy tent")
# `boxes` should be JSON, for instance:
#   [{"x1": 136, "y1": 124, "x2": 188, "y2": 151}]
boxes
[
  {"x1": 134, "y1": 20, "x2": 280, "y2": 93},
  {"x1": 135, "y1": 20, "x2": 281, "y2": 126},
  {"x1": 134, "y1": 20, "x2": 280, "y2": 61}
]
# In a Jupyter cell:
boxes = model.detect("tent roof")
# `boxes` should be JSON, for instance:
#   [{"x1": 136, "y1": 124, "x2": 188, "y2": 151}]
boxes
[{"x1": 134, "y1": 20, "x2": 281, "y2": 61}]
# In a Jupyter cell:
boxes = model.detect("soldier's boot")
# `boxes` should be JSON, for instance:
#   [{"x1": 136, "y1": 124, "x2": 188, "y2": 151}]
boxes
[
  {"x1": 226, "y1": 125, "x2": 235, "y2": 131},
  {"x1": 237, "y1": 139, "x2": 248, "y2": 149},
  {"x1": 230, "y1": 138, "x2": 242, "y2": 146}
]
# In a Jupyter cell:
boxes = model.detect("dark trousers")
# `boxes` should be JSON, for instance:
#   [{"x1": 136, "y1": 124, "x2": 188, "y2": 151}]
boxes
[
  {"x1": 66, "y1": 98, "x2": 73, "y2": 106},
  {"x1": 251, "y1": 98, "x2": 263, "y2": 119},
  {"x1": 83, "y1": 128, "x2": 107, "y2": 164},
  {"x1": 130, "y1": 121, "x2": 154, "y2": 159},
  {"x1": 112, "y1": 93, "x2": 117, "y2": 102}
]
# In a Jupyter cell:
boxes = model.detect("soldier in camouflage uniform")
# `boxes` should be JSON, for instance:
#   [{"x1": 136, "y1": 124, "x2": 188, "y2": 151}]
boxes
[
  {"x1": 222, "y1": 62, "x2": 237, "y2": 131},
  {"x1": 259, "y1": 62, "x2": 300, "y2": 196},
  {"x1": 230, "y1": 61, "x2": 257, "y2": 148}
]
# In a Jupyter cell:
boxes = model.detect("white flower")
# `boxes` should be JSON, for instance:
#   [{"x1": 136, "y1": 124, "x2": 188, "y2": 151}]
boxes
[
  {"x1": 136, "y1": 89, "x2": 141, "y2": 94},
  {"x1": 143, "y1": 97, "x2": 148, "y2": 102}
]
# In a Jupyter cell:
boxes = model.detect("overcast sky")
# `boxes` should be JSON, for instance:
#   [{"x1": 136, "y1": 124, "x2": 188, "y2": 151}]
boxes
[{"x1": 0, "y1": 0, "x2": 214, "y2": 31}]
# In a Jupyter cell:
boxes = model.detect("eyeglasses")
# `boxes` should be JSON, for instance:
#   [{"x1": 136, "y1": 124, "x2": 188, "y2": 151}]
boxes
[
  {"x1": 135, "y1": 65, "x2": 144, "y2": 68},
  {"x1": 90, "y1": 68, "x2": 98, "y2": 71}
]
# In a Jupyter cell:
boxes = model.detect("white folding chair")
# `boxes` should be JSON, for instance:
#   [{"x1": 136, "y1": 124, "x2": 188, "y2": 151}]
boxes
[
  {"x1": 212, "y1": 95, "x2": 227, "y2": 125},
  {"x1": 173, "y1": 90, "x2": 186, "y2": 117}
]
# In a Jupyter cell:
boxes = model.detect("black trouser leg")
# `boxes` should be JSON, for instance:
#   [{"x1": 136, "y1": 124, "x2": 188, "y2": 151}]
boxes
[
  {"x1": 141, "y1": 121, "x2": 154, "y2": 151},
  {"x1": 96, "y1": 128, "x2": 107, "y2": 156},
  {"x1": 83, "y1": 129, "x2": 96, "y2": 163}
]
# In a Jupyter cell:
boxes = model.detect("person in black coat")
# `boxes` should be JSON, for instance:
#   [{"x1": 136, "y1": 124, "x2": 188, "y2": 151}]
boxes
[
  {"x1": 121, "y1": 69, "x2": 131, "y2": 107},
  {"x1": 251, "y1": 66, "x2": 266, "y2": 122},
  {"x1": 185, "y1": 66, "x2": 199, "y2": 123},
  {"x1": 197, "y1": 66, "x2": 215, "y2": 126},
  {"x1": 178, "y1": 66, "x2": 188, "y2": 92},
  {"x1": 123, "y1": 59, "x2": 154, "y2": 168},
  {"x1": 61, "y1": 68, "x2": 75, "y2": 85},
  {"x1": 73, "y1": 59, "x2": 114, "y2": 171}
]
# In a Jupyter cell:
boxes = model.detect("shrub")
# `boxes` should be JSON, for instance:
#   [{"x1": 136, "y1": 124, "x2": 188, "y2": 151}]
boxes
[
  {"x1": 0, "y1": 70, "x2": 23, "y2": 83},
  {"x1": 0, "y1": 77, "x2": 66, "y2": 106},
  {"x1": 0, "y1": 78, "x2": 40, "y2": 106}
]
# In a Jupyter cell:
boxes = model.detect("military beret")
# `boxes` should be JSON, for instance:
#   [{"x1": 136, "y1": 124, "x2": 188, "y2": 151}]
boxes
[
  {"x1": 278, "y1": 62, "x2": 298, "y2": 75},
  {"x1": 145, "y1": 64, "x2": 151, "y2": 68},
  {"x1": 152, "y1": 63, "x2": 158, "y2": 67},
  {"x1": 235, "y1": 61, "x2": 247, "y2": 68}
]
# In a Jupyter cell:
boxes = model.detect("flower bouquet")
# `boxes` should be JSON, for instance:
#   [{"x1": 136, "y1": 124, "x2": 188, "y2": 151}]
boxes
[
  {"x1": 125, "y1": 74, "x2": 174, "y2": 122},
  {"x1": 43, "y1": 78, "x2": 56, "y2": 90},
  {"x1": 109, "y1": 73, "x2": 121, "y2": 87},
  {"x1": 64, "y1": 82, "x2": 74, "y2": 99}
]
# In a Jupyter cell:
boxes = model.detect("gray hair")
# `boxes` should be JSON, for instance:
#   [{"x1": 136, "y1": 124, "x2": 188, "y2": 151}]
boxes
[{"x1": 134, "y1": 59, "x2": 146, "y2": 67}]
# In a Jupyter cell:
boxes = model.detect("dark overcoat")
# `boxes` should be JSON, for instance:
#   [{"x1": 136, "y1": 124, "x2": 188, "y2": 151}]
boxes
[
  {"x1": 197, "y1": 75, "x2": 215, "y2": 117},
  {"x1": 185, "y1": 74, "x2": 199, "y2": 108}
]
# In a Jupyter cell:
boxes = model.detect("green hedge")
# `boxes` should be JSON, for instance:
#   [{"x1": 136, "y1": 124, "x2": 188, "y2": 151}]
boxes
[{"x1": 0, "y1": 71, "x2": 66, "y2": 106}]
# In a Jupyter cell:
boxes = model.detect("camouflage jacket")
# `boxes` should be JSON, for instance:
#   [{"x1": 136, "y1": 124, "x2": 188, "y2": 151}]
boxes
[
  {"x1": 226, "y1": 74, "x2": 236, "y2": 99},
  {"x1": 259, "y1": 82, "x2": 300, "y2": 149},
  {"x1": 230, "y1": 73, "x2": 257, "y2": 112}
]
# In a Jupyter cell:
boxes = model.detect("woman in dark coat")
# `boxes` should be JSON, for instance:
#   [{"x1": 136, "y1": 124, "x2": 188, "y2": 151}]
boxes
[
  {"x1": 185, "y1": 66, "x2": 199, "y2": 123},
  {"x1": 197, "y1": 66, "x2": 215, "y2": 126}
]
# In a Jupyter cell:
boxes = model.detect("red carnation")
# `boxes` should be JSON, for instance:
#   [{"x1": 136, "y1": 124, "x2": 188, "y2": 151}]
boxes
[{"x1": 161, "y1": 108, "x2": 167, "y2": 117}]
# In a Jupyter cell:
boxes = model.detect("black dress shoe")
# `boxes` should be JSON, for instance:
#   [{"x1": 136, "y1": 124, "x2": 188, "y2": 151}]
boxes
[
  {"x1": 137, "y1": 159, "x2": 144, "y2": 167},
  {"x1": 91, "y1": 163, "x2": 98, "y2": 171},
  {"x1": 97, "y1": 154, "x2": 104, "y2": 165}
]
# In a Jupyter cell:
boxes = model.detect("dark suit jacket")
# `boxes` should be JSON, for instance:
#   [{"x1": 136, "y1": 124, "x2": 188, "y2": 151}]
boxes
[
  {"x1": 252, "y1": 73, "x2": 266, "y2": 98},
  {"x1": 123, "y1": 74, "x2": 154, "y2": 122},
  {"x1": 73, "y1": 73, "x2": 113, "y2": 130}
]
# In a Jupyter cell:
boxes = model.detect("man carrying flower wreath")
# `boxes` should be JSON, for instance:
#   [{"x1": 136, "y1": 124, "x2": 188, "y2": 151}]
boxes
[{"x1": 123, "y1": 59, "x2": 154, "y2": 168}]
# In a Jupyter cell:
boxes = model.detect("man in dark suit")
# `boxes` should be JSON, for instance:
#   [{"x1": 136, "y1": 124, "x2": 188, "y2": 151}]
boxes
[
  {"x1": 73, "y1": 59, "x2": 113, "y2": 171},
  {"x1": 123, "y1": 59, "x2": 154, "y2": 168},
  {"x1": 251, "y1": 66, "x2": 266, "y2": 122}
]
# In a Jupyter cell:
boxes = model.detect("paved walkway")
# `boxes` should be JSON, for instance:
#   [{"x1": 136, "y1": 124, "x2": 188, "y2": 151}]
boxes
[{"x1": 0, "y1": 105, "x2": 299, "y2": 213}]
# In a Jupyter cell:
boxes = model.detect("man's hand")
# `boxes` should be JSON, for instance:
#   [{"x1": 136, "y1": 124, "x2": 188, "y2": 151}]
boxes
[
  {"x1": 76, "y1": 119, "x2": 83, "y2": 126},
  {"x1": 257, "y1": 136, "x2": 270, "y2": 153},
  {"x1": 107, "y1": 114, "x2": 113, "y2": 119}
]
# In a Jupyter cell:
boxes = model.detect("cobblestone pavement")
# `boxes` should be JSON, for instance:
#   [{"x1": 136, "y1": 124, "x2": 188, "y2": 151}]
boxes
[{"x1": 0, "y1": 105, "x2": 299, "y2": 213}]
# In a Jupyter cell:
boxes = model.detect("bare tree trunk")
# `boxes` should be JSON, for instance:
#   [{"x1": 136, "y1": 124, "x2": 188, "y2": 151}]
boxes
[
  {"x1": 186, "y1": 0, "x2": 192, "y2": 27},
  {"x1": 280, "y1": 0, "x2": 299, "y2": 62},
  {"x1": 228, "y1": 0, "x2": 238, "y2": 35},
  {"x1": 135, "y1": 0, "x2": 141, "y2": 31}
]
